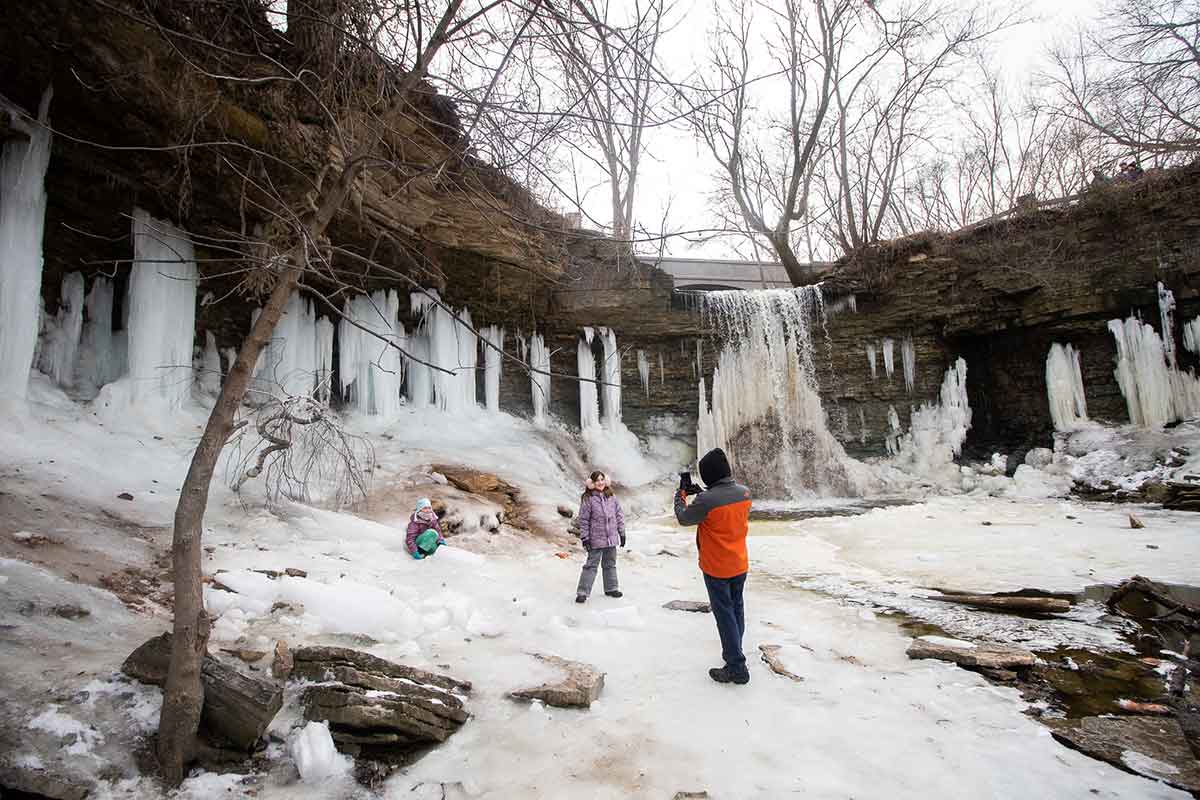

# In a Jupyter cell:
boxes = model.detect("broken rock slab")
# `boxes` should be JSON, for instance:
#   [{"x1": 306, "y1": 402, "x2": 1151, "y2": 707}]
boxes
[
  {"x1": 510, "y1": 653, "x2": 605, "y2": 708},
  {"x1": 906, "y1": 636, "x2": 1037, "y2": 671},
  {"x1": 663, "y1": 600, "x2": 711, "y2": 614},
  {"x1": 759, "y1": 645, "x2": 804, "y2": 682},
  {"x1": 1045, "y1": 716, "x2": 1200, "y2": 794},
  {"x1": 121, "y1": 633, "x2": 283, "y2": 750},
  {"x1": 295, "y1": 647, "x2": 471, "y2": 755}
]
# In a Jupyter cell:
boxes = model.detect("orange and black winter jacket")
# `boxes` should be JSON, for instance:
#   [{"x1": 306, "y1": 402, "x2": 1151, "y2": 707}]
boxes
[{"x1": 673, "y1": 477, "x2": 751, "y2": 578}]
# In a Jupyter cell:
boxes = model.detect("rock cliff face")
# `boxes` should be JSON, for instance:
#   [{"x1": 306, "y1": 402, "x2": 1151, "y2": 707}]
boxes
[{"x1": 819, "y1": 166, "x2": 1200, "y2": 458}]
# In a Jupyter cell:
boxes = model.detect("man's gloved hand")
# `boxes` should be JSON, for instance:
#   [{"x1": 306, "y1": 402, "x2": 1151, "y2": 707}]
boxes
[
  {"x1": 581, "y1": 540, "x2": 590, "y2": 552},
  {"x1": 411, "y1": 551, "x2": 424, "y2": 560}
]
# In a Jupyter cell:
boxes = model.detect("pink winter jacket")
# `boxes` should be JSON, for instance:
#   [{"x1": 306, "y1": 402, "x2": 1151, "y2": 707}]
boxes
[{"x1": 578, "y1": 491, "x2": 625, "y2": 549}]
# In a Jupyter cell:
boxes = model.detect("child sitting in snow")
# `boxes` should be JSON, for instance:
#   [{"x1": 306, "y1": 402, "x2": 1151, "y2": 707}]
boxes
[
  {"x1": 575, "y1": 471, "x2": 626, "y2": 603},
  {"x1": 406, "y1": 498, "x2": 446, "y2": 560}
]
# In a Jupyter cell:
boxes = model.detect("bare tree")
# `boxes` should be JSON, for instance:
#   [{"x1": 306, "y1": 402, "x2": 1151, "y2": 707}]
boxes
[{"x1": 1048, "y1": 0, "x2": 1200, "y2": 158}]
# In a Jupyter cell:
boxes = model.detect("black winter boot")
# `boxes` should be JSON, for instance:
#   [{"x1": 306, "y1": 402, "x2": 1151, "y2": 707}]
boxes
[{"x1": 709, "y1": 666, "x2": 750, "y2": 685}]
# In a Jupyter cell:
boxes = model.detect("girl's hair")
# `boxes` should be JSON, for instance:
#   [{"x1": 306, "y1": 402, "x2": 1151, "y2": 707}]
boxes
[{"x1": 580, "y1": 470, "x2": 614, "y2": 502}]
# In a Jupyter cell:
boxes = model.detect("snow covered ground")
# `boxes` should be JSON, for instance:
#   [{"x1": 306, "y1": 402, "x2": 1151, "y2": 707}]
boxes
[{"x1": 1, "y1": 384, "x2": 1198, "y2": 798}]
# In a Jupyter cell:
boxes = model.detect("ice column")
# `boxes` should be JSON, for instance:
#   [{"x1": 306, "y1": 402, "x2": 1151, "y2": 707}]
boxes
[
  {"x1": 1109, "y1": 314, "x2": 1200, "y2": 427},
  {"x1": 658, "y1": 352, "x2": 664, "y2": 386},
  {"x1": 696, "y1": 287, "x2": 863, "y2": 497},
  {"x1": 1184, "y1": 316, "x2": 1200, "y2": 355},
  {"x1": 577, "y1": 328, "x2": 600, "y2": 430},
  {"x1": 481, "y1": 325, "x2": 504, "y2": 413},
  {"x1": 637, "y1": 349, "x2": 650, "y2": 398},
  {"x1": 79, "y1": 276, "x2": 121, "y2": 392},
  {"x1": 257, "y1": 291, "x2": 320, "y2": 400},
  {"x1": 198, "y1": 332, "x2": 222, "y2": 396},
  {"x1": 882, "y1": 338, "x2": 895, "y2": 380},
  {"x1": 1158, "y1": 282, "x2": 1177, "y2": 368},
  {"x1": 599, "y1": 327, "x2": 622, "y2": 427},
  {"x1": 315, "y1": 317, "x2": 334, "y2": 404},
  {"x1": 1045, "y1": 343, "x2": 1088, "y2": 431},
  {"x1": 38, "y1": 271, "x2": 85, "y2": 389},
  {"x1": 410, "y1": 290, "x2": 476, "y2": 413},
  {"x1": 127, "y1": 208, "x2": 198, "y2": 409},
  {"x1": 529, "y1": 332, "x2": 551, "y2": 425},
  {"x1": 339, "y1": 291, "x2": 403, "y2": 416},
  {"x1": 0, "y1": 97, "x2": 52, "y2": 400},
  {"x1": 866, "y1": 343, "x2": 877, "y2": 380},
  {"x1": 900, "y1": 335, "x2": 915, "y2": 394}
]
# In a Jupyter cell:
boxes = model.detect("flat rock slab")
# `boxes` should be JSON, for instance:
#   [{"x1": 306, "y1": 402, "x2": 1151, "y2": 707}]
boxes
[
  {"x1": 295, "y1": 647, "x2": 471, "y2": 754},
  {"x1": 759, "y1": 644, "x2": 804, "y2": 682},
  {"x1": 510, "y1": 653, "x2": 604, "y2": 708},
  {"x1": 1045, "y1": 716, "x2": 1200, "y2": 794},
  {"x1": 906, "y1": 636, "x2": 1037, "y2": 670},
  {"x1": 663, "y1": 600, "x2": 711, "y2": 613}
]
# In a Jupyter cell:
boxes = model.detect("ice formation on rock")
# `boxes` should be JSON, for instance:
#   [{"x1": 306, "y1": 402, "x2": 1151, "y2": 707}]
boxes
[
  {"x1": 1185, "y1": 316, "x2": 1200, "y2": 356},
  {"x1": 696, "y1": 287, "x2": 864, "y2": 497},
  {"x1": 885, "y1": 405, "x2": 902, "y2": 456},
  {"x1": 199, "y1": 331, "x2": 222, "y2": 397},
  {"x1": 577, "y1": 327, "x2": 600, "y2": 431},
  {"x1": 257, "y1": 291, "x2": 323, "y2": 401},
  {"x1": 0, "y1": 97, "x2": 51, "y2": 400},
  {"x1": 866, "y1": 343, "x2": 877, "y2": 380},
  {"x1": 1158, "y1": 282, "x2": 1177, "y2": 368},
  {"x1": 315, "y1": 317, "x2": 334, "y2": 404},
  {"x1": 410, "y1": 290, "x2": 477, "y2": 414},
  {"x1": 599, "y1": 327, "x2": 622, "y2": 427},
  {"x1": 901, "y1": 335, "x2": 915, "y2": 394},
  {"x1": 339, "y1": 290, "x2": 403, "y2": 416},
  {"x1": 37, "y1": 271, "x2": 85, "y2": 389},
  {"x1": 78, "y1": 276, "x2": 124, "y2": 393},
  {"x1": 858, "y1": 407, "x2": 867, "y2": 444},
  {"x1": 529, "y1": 332, "x2": 551, "y2": 425},
  {"x1": 658, "y1": 351, "x2": 664, "y2": 385},
  {"x1": 126, "y1": 208, "x2": 198, "y2": 408},
  {"x1": 890, "y1": 358, "x2": 972, "y2": 475},
  {"x1": 1045, "y1": 343, "x2": 1088, "y2": 431},
  {"x1": 695, "y1": 339, "x2": 703, "y2": 379},
  {"x1": 882, "y1": 337, "x2": 895, "y2": 379},
  {"x1": 1108, "y1": 315, "x2": 1200, "y2": 427},
  {"x1": 637, "y1": 349, "x2": 650, "y2": 398},
  {"x1": 481, "y1": 325, "x2": 504, "y2": 413}
]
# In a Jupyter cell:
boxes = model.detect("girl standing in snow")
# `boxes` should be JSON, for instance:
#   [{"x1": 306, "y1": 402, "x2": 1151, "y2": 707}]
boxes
[
  {"x1": 575, "y1": 471, "x2": 626, "y2": 603},
  {"x1": 407, "y1": 498, "x2": 445, "y2": 560}
]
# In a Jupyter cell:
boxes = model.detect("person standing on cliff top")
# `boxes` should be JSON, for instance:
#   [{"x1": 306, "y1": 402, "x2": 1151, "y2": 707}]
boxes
[{"x1": 674, "y1": 448, "x2": 753, "y2": 684}]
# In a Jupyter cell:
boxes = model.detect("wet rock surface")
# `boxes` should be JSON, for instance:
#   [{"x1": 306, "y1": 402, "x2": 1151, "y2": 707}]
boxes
[
  {"x1": 1045, "y1": 716, "x2": 1200, "y2": 794},
  {"x1": 510, "y1": 653, "x2": 605, "y2": 708},
  {"x1": 906, "y1": 636, "x2": 1037, "y2": 671},
  {"x1": 663, "y1": 600, "x2": 710, "y2": 613}
]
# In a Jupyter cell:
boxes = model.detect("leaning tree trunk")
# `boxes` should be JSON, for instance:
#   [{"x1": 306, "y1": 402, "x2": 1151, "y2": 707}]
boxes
[
  {"x1": 771, "y1": 235, "x2": 813, "y2": 287},
  {"x1": 156, "y1": 261, "x2": 302, "y2": 783}
]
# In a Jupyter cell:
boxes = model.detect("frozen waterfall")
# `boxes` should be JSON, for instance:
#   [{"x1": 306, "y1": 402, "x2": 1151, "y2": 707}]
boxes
[
  {"x1": 1184, "y1": 316, "x2": 1200, "y2": 356},
  {"x1": 1108, "y1": 315, "x2": 1200, "y2": 427},
  {"x1": 37, "y1": 272, "x2": 85, "y2": 389},
  {"x1": 126, "y1": 208, "x2": 198, "y2": 409},
  {"x1": 577, "y1": 327, "x2": 600, "y2": 431},
  {"x1": 1045, "y1": 343, "x2": 1088, "y2": 431},
  {"x1": 0, "y1": 97, "x2": 52, "y2": 400},
  {"x1": 410, "y1": 290, "x2": 477, "y2": 414},
  {"x1": 888, "y1": 358, "x2": 972, "y2": 477},
  {"x1": 339, "y1": 291, "x2": 403, "y2": 416},
  {"x1": 481, "y1": 325, "x2": 504, "y2": 413},
  {"x1": 696, "y1": 286, "x2": 865, "y2": 498}
]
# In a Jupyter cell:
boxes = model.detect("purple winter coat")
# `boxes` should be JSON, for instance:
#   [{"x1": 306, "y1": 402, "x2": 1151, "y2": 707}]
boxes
[
  {"x1": 578, "y1": 491, "x2": 625, "y2": 549},
  {"x1": 406, "y1": 513, "x2": 441, "y2": 555}
]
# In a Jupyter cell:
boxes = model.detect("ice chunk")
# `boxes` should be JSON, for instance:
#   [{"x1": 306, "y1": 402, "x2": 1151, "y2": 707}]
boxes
[{"x1": 290, "y1": 721, "x2": 351, "y2": 782}]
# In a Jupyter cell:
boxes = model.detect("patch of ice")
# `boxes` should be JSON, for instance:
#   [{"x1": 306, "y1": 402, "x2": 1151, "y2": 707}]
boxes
[
  {"x1": 29, "y1": 705, "x2": 103, "y2": 754},
  {"x1": 1121, "y1": 749, "x2": 1181, "y2": 776},
  {"x1": 290, "y1": 720, "x2": 352, "y2": 782},
  {"x1": 919, "y1": 635, "x2": 977, "y2": 650}
]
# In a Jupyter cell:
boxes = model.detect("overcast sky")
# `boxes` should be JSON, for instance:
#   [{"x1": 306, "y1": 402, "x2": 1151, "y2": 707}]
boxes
[{"x1": 565, "y1": 0, "x2": 1106, "y2": 260}]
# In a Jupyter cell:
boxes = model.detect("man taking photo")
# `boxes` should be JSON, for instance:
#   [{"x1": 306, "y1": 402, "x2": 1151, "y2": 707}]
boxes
[{"x1": 674, "y1": 447, "x2": 753, "y2": 685}]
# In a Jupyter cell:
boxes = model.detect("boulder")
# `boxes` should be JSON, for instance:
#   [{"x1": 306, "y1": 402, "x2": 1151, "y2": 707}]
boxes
[
  {"x1": 1045, "y1": 716, "x2": 1200, "y2": 794},
  {"x1": 294, "y1": 647, "x2": 471, "y2": 755},
  {"x1": 906, "y1": 636, "x2": 1037, "y2": 671},
  {"x1": 510, "y1": 653, "x2": 604, "y2": 708},
  {"x1": 121, "y1": 633, "x2": 283, "y2": 750},
  {"x1": 663, "y1": 600, "x2": 711, "y2": 613}
]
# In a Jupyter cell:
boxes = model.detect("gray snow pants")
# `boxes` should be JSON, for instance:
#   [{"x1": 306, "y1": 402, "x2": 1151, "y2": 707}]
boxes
[{"x1": 576, "y1": 546, "x2": 619, "y2": 596}]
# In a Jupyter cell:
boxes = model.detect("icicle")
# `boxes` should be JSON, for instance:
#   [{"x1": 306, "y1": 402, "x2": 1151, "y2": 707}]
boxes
[
  {"x1": 901, "y1": 335, "x2": 915, "y2": 394},
  {"x1": 578, "y1": 327, "x2": 600, "y2": 431},
  {"x1": 481, "y1": 324, "x2": 504, "y2": 413},
  {"x1": 1184, "y1": 316, "x2": 1200, "y2": 355},
  {"x1": 866, "y1": 343, "x2": 877, "y2": 380},
  {"x1": 1158, "y1": 282, "x2": 1177, "y2": 368},
  {"x1": 1045, "y1": 343, "x2": 1088, "y2": 431},
  {"x1": 696, "y1": 287, "x2": 863, "y2": 497},
  {"x1": 0, "y1": 91, "x2": 52, "y2": 400},
  {"x1": 255, "y1": 291, "x2": 320, "y2": 400},
  {"x1": 199, "y1": 331, "x2": 222, "y2": 396},
  {"x1": 529, "y1": 332, "x2": 551, "y2": 426},
  {"x1": 885, "y1": 405, "x2": 901, "y2": 456},
  {"x1": 1109, "y1": 315, "x2": 1200, "y2": 427},
  {"x1": 695, "y1": 339, "x2": 703, "y2": 378},
  {"x1": 637, "y1": 349, "x2": 650, "y2": 398},
  {"x1": 404, "y1": 290, "x2": 476, "y2": 414},
  {"x1": 314, "y1": 317, "x2": 334, "y2": 404},
  {"x1": 338, "y1": 291, "x2": 403, "y2": 416},
  {"x1": 858, "y1": 407, "x2": 867, "y2": 445},
  {"x1": 882, "y1": 338, "x2": 895, "y2": 380},
  {"x1": 658, "y1": 352, "x2": 664, "y2": 385},
  {"x1": 127, "y1": 208, "x2": 198, "y2": 409},
  {"x1": 38, "y1": 272, "x2": 85, "y2": 389},
  {"x1": 598, "y1": 327, "x2": 622, "y2": 428},
  {"x1": 79, "y1": 276, "x2": 120, "y2": 393}
]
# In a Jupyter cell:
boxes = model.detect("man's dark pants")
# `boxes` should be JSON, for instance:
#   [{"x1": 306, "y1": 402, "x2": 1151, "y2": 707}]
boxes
[{"x1": 703, "y1": 571, "x2": 747, "y2": 675}]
